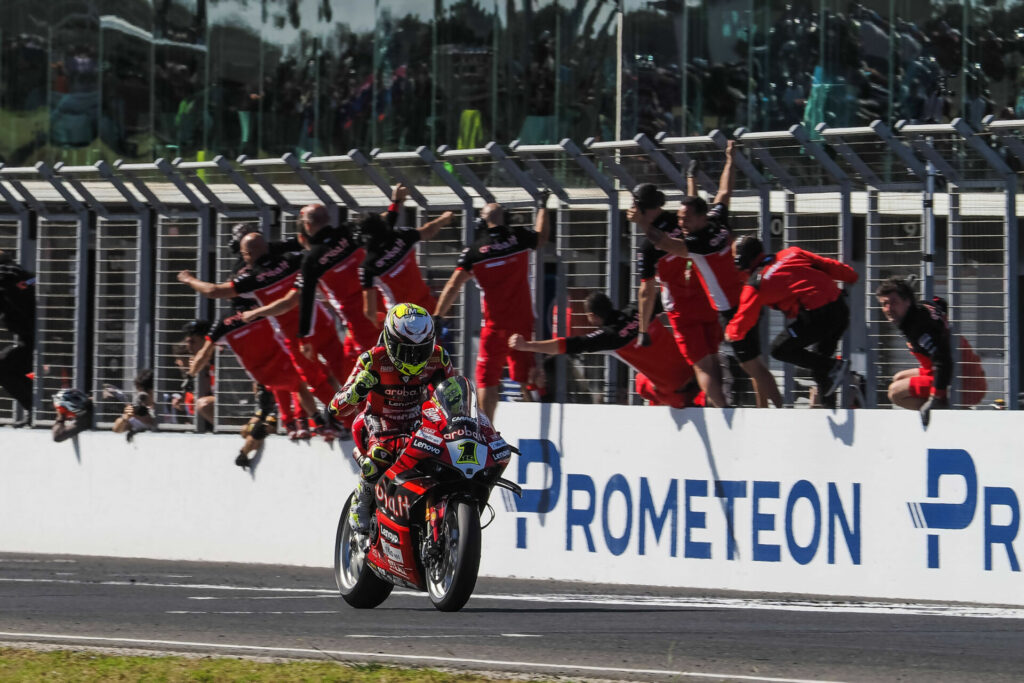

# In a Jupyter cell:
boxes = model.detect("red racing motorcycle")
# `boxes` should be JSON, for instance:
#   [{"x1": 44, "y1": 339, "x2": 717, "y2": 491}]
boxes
[{"x1": 333, "y1": 376, "x2": 520, "y2": 612}]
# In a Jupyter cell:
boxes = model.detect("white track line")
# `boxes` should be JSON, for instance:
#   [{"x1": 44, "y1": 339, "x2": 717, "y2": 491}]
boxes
[
  {"x1": 1, "y1": 576, "x2": 1022, "y2": 619},
  {"x1": 0, "y1": 631, "x2": 843, "y2": 683}
]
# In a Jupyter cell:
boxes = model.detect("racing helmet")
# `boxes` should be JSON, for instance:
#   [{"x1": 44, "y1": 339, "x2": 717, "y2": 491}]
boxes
[
  {"x1": 53, "y1": 388, "x2": 90, "y2": 418},
  {"x1": 431, "y1": 376, "x2": 476, "y2": 421},
  {"x1": 382, "y1": 303, "x2": 435, "y2": 376}
]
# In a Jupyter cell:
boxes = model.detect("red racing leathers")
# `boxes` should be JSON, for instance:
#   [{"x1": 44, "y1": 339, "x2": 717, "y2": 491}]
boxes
[{"x1": 329, "y1": 344, "x2": 456, "y2": 465}]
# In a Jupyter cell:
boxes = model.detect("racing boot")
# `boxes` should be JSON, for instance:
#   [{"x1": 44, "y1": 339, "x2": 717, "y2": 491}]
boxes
[{"x1": 349, "y1": 479, "x2": 377, "y2": 535}]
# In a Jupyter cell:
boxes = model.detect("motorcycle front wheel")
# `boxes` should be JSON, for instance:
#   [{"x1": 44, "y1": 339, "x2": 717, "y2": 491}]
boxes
[
  {"x1": 334, "y1": 495, "x2": 393, "y2": 609},
  {"x1": 426, "y1": 499, "x2": 481, "y2": 612}
]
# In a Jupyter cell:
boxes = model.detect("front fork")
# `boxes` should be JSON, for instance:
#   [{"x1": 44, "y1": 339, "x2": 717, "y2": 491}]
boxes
[{"x1": 423, "y1": 497, "x2": 447, "y2": 564}]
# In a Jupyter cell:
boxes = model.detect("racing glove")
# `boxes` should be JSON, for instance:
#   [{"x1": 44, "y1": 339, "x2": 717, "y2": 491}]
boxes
[
  {"x1": 332, "y1": 369, "x2": 379, "y2": 413},
  {"x1": 686, "y1": 158, "x2": 700, "y2": 178},
  {"x1": 635, "y1": 331, "x2": 652, "y2": 348},
  {"x1": 919, "y1": 391, "x2": 950, "y2": 427}
]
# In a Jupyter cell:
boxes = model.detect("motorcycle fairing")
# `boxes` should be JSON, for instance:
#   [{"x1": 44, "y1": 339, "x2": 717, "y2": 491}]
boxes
[{"x1": 367, "y1": 515, "x2": 425, "y2": 589}]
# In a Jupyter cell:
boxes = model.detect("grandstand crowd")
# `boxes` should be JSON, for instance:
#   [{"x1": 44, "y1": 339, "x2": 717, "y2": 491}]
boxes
[{"x1": 0, "y1": 145, "x2": 987, "y2": 465}]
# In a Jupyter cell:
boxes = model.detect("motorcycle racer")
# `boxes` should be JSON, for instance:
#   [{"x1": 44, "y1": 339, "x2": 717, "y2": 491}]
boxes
[{"x1": 328, "y1": 303, "x2": 455, "y2": 533}]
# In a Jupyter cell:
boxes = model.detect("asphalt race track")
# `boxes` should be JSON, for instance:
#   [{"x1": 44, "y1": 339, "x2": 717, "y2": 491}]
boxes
[{"x1": 0, "y1": 553, "x2": 1021, "y2": 682}]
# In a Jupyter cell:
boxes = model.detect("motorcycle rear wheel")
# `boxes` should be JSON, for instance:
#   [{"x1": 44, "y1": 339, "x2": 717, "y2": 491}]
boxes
[
  {"x1": 426, "y1": 500, "x2": 481, "y2": 612},
  {"x1": 334, "y1": 496, "x2": 393, "y2": 609}
]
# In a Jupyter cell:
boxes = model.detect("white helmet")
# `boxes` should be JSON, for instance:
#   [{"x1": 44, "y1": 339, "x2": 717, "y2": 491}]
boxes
[{"x1": 382, "y1": 303, "x2": 435, "y2": 376}]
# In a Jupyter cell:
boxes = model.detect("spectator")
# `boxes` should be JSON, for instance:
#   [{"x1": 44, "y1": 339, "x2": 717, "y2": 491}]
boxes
[
  {"x1": 508, "y1": 291, "x2": 702, "y2": 409},
  {"x1": 357, "y1": 183, "x2": 453, "y2": 323},
  {"x1": 434, "y1": 193, "x2": 550, "y2": 421},
  {"x1": 51, "y1": 388, "x2": 93, "y2": 443},
  {"x1": 875, "y1": 277, "x2": 986, "y2": 425},
  {"x1": 0, "y1": 250, "x2": 36, "y2": 427},
  {"x1": 111, "y1": 369, "x2": 158, "y2": 439},
  {"x1": 726, "y1": 235, "x2": 857, "y2": 408},
  {"x1": 173, "y1": 319, "x2": 214, "y2": 426}
]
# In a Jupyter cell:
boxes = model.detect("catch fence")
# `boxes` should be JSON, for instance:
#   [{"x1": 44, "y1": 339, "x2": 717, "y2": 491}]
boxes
[{"x1": 0, "y1": 116, "x2": 1019, "y2": 431}]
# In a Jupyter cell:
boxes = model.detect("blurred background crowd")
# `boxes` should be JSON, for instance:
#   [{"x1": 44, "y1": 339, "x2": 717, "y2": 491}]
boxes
[{"x1": 4, "y1": 0, "x2": 1024, "y2": 168}]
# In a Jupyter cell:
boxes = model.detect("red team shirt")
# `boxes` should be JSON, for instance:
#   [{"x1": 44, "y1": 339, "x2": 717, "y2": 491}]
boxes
[
  {"x1": 680, "y1": 203, "x2": 745, "y2": 312},
  {"x1": 207, "y1": 304, "x2": 301, "y2": 392},
  {"x1": 726, "y1": 246, "x2": 858, "y2": 341}
]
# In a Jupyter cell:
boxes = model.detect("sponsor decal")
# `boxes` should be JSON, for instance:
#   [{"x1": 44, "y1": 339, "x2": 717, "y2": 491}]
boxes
[
  {"x1": 382, "y1": 541, "x2": 403, "y2": 563},
  {"x1": 513, "y1": 439, "x2": 862, "y2": 565},
  {"x1": 374, "y1": 239, "x2": 409, "y2": 269},
  {"x1": 907, "y1": 448, "x2": 1021, "y2": 571},
  {"x1": 379, "y1": 525, "x2": 401, "y2": 545},
  {"x1": 376, "y1": 486, "x2": 412, "y2": 519},
  {"x1": 411, "y1": 438, "x2": 442, "y2": 456},
  {"x1": 417, "y1": 429, "x2": 443, "y2": 445}
]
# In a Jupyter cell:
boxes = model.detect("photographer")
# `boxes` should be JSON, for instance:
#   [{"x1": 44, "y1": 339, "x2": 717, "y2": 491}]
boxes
[{"x1": 111, "y1": 369, "x2": 157, "y2": 439}]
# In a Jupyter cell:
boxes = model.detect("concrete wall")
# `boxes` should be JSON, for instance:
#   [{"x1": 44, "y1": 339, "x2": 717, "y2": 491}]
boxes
[{"x1": 2, "y1": 405, "x2": 1020, "y2": 605}]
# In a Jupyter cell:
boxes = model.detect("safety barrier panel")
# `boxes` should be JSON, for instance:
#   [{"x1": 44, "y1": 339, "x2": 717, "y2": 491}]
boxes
[
  {"x1": 0, "y1": 118, "x2": 1021, "y2": 432},
  {"x1": 2, "y1": 406, "x2": 1021, "y2": 606}
]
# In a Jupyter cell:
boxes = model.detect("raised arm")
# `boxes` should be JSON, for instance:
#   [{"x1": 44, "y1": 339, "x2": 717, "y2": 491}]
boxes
[
  {"x1": 434, "y1": 268, "x2": 474, "y2": 319},
  {"x1": 713, "y1": 140, "x2": 736, "y2": 206},
  {"x1": 509, "y1": 334, "x2": 562, "y2": 355},
  {"x1": 188, "y1": 339, "x2": 217, "y2": 377},
  {"x1": 177, "y1": 270, "x2": 236, "y2": 299},
  {"x1": 637, "y1": 279, "x2": 658, "y2": 335},
  {"x1": 242, "y1": 289, "x2": 299, "y2": 323},
  {"x1": 417, "y1": 211, "x2": 455, "y2": 242},
  {"x1": 363, "y1": 288, "x2": 379, "y2": 325},
  {"x1": 534, "y1": 195, "x2": 552, "y2": 249}
]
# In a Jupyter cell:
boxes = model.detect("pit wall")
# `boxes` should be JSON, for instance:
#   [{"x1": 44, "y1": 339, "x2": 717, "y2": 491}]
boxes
[{"x1": 1, "y1": 405, "x2": 1020, "y2": 605}]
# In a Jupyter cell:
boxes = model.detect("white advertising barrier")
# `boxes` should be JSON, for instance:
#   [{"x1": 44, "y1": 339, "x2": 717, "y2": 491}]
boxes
[
  {"x1": 481, "y1": 404, "x2": 1023, "y2": 605},
  {"x1": 0, "y1": 405, "x2": 1021, "y2": 605},
  {"x1": 0, "y1": 430, "x2": 360, "y2": 568}
]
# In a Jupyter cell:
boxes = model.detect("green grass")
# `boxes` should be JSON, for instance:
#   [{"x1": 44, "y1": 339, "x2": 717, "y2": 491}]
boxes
[{"x1": 0, "y1": 647, "x2": 530, "y2": 682}]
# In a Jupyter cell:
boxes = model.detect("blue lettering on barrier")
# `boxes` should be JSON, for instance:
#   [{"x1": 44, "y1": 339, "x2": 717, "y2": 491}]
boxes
[
  {"x1": 515, "y1": 439, "x2": 562, "y2": 548},
  {"x1": 513, "y1": 439, "x2": 863, "y2": 568},
  {"x1": 603, "y1": 474, "x2": 632, "y2": 556},
  {"x1": 752, "y1": 481, "x2": 780, "y2": 562},
  {"x1": 984, "y1": 487, "x2": 1021, "y2": 572},
  {"x1": 786, "y1": 480, "x2": 821, "y2": 565},
  {"x1": 685, "y1": 479, "x2": 711, "y2": 559},
  {"x1": 566, "y1": 474, "x2": 596, "y2": 552},
  {"x1": 639, "y1": 478, "x2": 678, "y2": 557},
  {"x1": 828, "y1": 483, "x2": 861, "y2": 565},
  {"x1": 714, "y1": 480, "x2": 747, "y2": 560},
  {"x1": 908, "y1": 448, "x2": 984, "y2": 569}
]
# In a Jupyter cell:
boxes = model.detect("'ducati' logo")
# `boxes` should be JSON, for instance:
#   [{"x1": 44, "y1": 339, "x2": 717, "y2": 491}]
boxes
[{"x1": 908, "y1": 449, "x2": 1021, "y2": 571}]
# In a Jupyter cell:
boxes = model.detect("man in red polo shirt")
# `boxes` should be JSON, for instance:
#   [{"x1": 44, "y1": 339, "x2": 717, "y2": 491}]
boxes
[
  {"x1": 358, "y1": 184, "x2": 453, "y2": 322},
  {"x1": 508, "y1": 291, "x2": 702, "y2": 408},
  {"x1": 433, "y1": 195, "x2": 550, "y2": 421}
]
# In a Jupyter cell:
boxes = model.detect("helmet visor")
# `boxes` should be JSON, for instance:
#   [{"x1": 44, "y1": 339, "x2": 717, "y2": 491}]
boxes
[{"x1": 386, "y1": 337, "x2": 434, "y2": 375}]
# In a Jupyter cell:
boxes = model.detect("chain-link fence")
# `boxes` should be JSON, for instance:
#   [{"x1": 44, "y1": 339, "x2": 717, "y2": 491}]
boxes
[{"x1": 2, "y1": 118, "x2": 1022, "y2": 432}]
